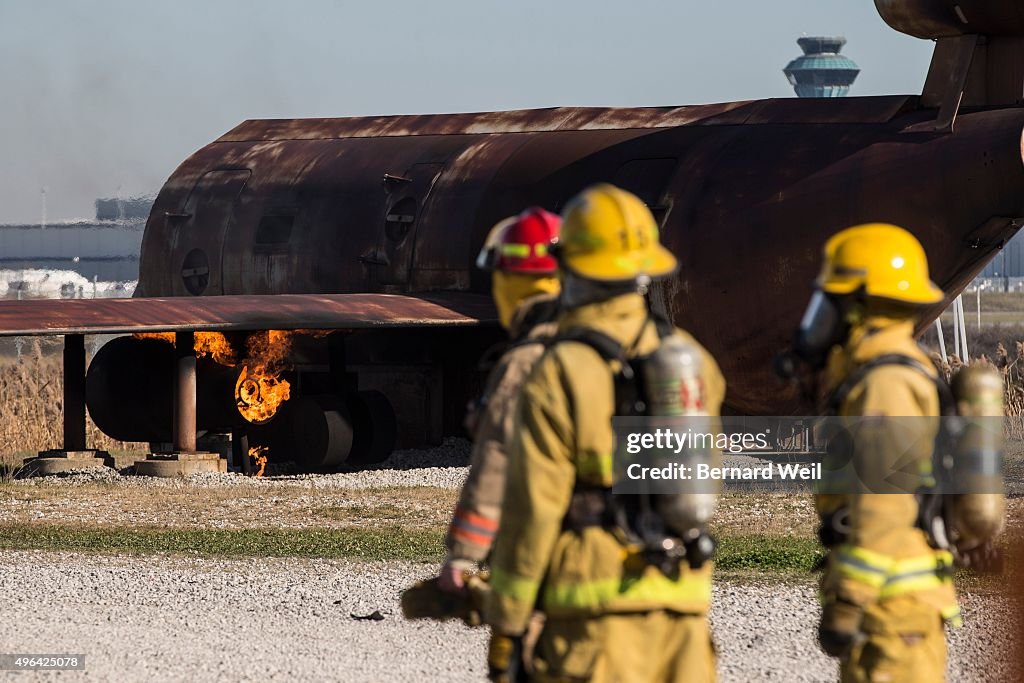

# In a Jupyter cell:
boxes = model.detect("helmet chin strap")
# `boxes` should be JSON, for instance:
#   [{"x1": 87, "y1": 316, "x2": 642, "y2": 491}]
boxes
[{"x1": 561, "y1": 271, "x2": 645, "y2": 309}]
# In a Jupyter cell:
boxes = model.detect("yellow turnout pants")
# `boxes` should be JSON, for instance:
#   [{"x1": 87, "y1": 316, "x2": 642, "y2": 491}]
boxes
[
  {"x1": 841, "y1": 596, "x2": 947, "y2": 683},
  {"x1": 531, "y1": 610, "x2": 714, "y2": 683}
]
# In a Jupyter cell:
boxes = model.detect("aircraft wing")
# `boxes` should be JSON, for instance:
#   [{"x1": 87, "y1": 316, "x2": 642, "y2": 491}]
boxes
[{"x1": 0, "y1": 292, "x2": 496, "y2": 336}]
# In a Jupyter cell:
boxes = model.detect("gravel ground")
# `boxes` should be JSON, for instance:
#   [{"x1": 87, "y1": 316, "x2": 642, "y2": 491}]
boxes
[
  {"x1": 0, "y1": 552, "x2": 1016, "y2": 682},
  {"x1": 14, "y1": 437, "x2": 472, "y2": 491},
  {"x1": 11, "y1": 445, "x2": 768, "y2": 494}
]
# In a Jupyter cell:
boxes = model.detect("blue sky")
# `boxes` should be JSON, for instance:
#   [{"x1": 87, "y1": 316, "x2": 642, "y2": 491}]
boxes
[{"x1": 0, "y1": 1, "x2": 934, "y2": 223}]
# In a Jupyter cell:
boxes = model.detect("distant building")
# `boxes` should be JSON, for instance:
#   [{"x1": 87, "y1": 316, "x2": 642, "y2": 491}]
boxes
[
  {"x1": 973, "y1": 232, "x2": 1024, "y2": 292},
  {"x1": 0, "y1": 197, "x2": 151, "y2": 296},
  {"x1": 94, "y1": 196, "x2": 153, "y2": 222},
  {"x1": 960, "y1": 228, "x2": 1024, "y2": 292},
  {"x1": 784, "y1": 36, "x2": 860, "y2": 98},
  {"x1": 0, "y1": 222, "x2": 143, "y2": 283},
  {"x1": 982, "y1": 238, "x2": 1024, "y2": 278}
]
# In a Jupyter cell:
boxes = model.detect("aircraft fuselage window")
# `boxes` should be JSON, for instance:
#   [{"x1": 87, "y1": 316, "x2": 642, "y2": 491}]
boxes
[{"x1": 255, "y1": 214, "x2": 295, "y2": 247}]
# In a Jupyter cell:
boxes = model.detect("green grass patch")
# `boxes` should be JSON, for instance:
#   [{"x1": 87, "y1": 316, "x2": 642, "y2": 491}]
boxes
[
  {"x1": 0, "y1": 523, "x2": 826, "y2": 572},
  {"x1": 0, "y1": 524, "x2": 444, "y2": 562},
  {"x1": 715, "y1": 534, "x2": 825, "y2": 571}
]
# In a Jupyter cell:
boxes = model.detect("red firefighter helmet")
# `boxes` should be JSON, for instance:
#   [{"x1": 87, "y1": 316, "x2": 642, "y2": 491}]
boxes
[{"x1": 476, "y1": 207, "x2": 561, "y2": 274}]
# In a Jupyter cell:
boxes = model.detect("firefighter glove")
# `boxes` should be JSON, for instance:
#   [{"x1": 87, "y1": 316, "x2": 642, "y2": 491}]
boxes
[
  {"x1": 818, "y1": 597, "x2": 863, "y2": 658},
  {"x1": 487, "y1": 631, "x2": 524, "y2": 683}
]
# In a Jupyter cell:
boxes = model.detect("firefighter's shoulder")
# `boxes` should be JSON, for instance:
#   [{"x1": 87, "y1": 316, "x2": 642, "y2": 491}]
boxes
[{"x1": 845, "y1": 363, "x2": 939, "y2": 417}]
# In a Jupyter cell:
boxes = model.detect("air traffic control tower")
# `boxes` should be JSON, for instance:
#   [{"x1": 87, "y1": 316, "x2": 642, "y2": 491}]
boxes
[{"x1": 783, "y1": 36, "x2": 860, "y2": 98}]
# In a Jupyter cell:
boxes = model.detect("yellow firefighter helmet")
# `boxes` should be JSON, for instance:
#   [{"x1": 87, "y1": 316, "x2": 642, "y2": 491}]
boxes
[
  {"x1": 817, "y1": 223, "x2": 944, "y2": 304},
  {"x1": 557, "y1": 184, "x2": 678, "y2": 282}
]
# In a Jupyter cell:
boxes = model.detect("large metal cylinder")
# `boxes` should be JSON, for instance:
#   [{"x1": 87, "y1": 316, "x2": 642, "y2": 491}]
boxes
[
  {"x1": 248, "y1": 395, "x2": 355, "y2": 472},
  {"x1": 86, "y1": 337, "x2": 176, "y2": 442},
  {"x1": 85, "y1": 336, "x2": 396, "y2": 470},
  {"x1": 248, "y1": 391, "x2": 398, "y2": 471},
  {"x1": 86, "y1": 336, "x2": 254, "y2": 442},
  {"x1": 876, "y1": 1, "x2": 1024, "y2": 38}
]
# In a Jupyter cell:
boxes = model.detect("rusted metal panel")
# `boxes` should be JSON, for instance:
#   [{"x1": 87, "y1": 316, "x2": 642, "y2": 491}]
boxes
[
  {"x1": 216, "y1": 99, "x2": 919, "y2": 144},
  {"x1": 670, "y1": 106, "x2": 1024, "y2": 413},
  {"x1": 141, "y1": 99, "x2": 927, "y2": 303},
  {"x1": 877, "y1": 0, "x2": 1024, "y2": 39},
  {"x1": 740, "y1": 95, "x2": 918, "y2": 125},
  {"x1": 0, "y1": 292, "x2": 495, "y2": 337},
  {"x1": 216, "y1": 107, "x2": 685, "y2": 142},
  {"x1": 132, "y1": 93, "x2": 1024, "y2": 416}
]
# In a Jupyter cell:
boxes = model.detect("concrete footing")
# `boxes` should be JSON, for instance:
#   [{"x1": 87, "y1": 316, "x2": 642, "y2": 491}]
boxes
[
  {"x1": 134, "y1": 452, "x2": 226, "y2": 477},
  {"x1": 23, "y1": 450, "x2": 114, "y2": 476}
]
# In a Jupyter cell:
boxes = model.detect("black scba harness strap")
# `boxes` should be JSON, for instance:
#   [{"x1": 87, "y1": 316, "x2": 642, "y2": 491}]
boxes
[
  {"x1": 547, "y1": 325, "x2": 640, "y2": 531},
  {"x1": 551, "y1": 314, "x2": 714, "y2": 572},
  {"x1": 552, "y1": 313, "x2": 674, "y2": 415},
  {"x1": 824, "y1": 352, "x2": 955, "y2": 550}
]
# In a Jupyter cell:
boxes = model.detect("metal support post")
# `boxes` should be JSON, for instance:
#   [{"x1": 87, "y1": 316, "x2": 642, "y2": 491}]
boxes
[
  {"x1": 63, "y1": 334, "x2": 87, "y2": 451},
  {"x1": 173, "y1": 330, "x2": 197, "y2": 453}
]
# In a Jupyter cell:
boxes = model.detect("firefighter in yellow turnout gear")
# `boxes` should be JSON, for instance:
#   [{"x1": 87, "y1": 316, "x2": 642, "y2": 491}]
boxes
[
  {"x1": 794, "y1": 224, "x2": 961, "y2": 682},
  {"x1": 438, "y1": 208, "x2": 562, "y2": 592},
  {"x1": 485, "y1": 184, "x2": 725, "y2": 682}
]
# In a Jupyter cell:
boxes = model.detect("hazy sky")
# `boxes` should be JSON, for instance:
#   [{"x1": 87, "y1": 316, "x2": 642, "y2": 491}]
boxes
[{"x1": 0, "y1": 0, "x2": 934, "y2": 223}]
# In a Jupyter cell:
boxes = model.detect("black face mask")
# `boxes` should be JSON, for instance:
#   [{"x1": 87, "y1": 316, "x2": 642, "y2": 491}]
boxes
[
  {"x1": 560, "y1": 272, "x2": 641, "y2": 309},
  {"x1": 793, "y1": 291, "x2": 849, "y2": 369}
]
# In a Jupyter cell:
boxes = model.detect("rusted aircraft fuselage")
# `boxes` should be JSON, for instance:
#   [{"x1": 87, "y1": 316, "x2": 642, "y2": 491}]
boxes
[
  {"x1": 76, "y1": 1, "x2": 1024, "y2": 467},
  {"x1": 137, "y1": 99, "x2": 1024, "y2": 415}
]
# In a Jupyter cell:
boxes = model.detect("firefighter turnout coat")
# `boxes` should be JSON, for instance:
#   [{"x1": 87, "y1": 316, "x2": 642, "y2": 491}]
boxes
[
  {"x1": 486, "y1": 292, "x2": 726, "y2": 633},
  {"x1": 443, "y1": 294, "x2": 559, "y2": 565},
  {"x1": 819, "y1": 316, "x2": 960, "y2": 683}
]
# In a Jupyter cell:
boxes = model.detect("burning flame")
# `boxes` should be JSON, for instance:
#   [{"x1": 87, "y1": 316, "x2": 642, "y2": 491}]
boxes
[
  {"x1": 235, "y1": 330, "x2": 293, "y2": 424},
  {"x1": 248, "y1": 445, "x2": 269, "y2": 477},
  {"x1": 195, "y1": 332, "x2": 238, "y2": 366},
  {"x1": 133, "y1": 331, "x2": 238, "y2": 366},
  {"x1": 135, "y1": 329, "x2": 296, "y2": 424},
  {"x1": 134, "y1": 332, "x2": 175, "y2": 343}
]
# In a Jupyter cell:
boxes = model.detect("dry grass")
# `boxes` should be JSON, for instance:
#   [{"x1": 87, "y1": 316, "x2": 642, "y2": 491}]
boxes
[
  {"x1": 712, "y1": 494, "x2": 818, "y2": 537},
  {"x1": 0, "y1": 482, "x2": 457, "y2": 531},
  {"x1": 930, "y1": 340, "x2": 1024, "y2": 438},
  {"x1": 924, "y1": 323, "x2": 1024, "y2": 357},
  {"x1": 0, "y1": 342, "x2": 144, "y2": 474}
]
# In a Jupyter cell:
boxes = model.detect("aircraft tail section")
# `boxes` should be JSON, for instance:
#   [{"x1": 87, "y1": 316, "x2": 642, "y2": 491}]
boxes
[
  {"x1": 876, "y1": 1, "x2": 1024, "y2": 38},
  {"x1": 877, "y1": 1, "x2": 1024, "y2": 122}
]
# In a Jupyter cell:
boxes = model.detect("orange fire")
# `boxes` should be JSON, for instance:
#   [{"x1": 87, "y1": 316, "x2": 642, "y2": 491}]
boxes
[
  {"x1": 248, "y1": 445, "x2": 269, "y2": 477},
  {"x1": 134, "y1": 332, "x2": 176, "y2": 343},
  {"x1": 133, "y1": 331, "x2": 238, "y2": 366},
  {"x1": 235, "y1": 330, "x2": 293, "y2": 424},
  {"x1": 135, "y1": 329, "x2": 295, "y2": 424},
  {"x1": 195, "y1": 332, "x2": 238, "y2": 366}
]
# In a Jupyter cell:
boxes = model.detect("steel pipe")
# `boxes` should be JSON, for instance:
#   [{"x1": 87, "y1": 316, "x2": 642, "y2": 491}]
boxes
[
  {"x1": 62, "y1": 333, "x2": 87, "y2": 451},
  {"x1": 174, "y1": 330, "x2": 197, "y2": 452}
]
